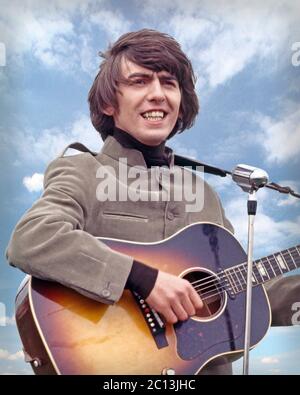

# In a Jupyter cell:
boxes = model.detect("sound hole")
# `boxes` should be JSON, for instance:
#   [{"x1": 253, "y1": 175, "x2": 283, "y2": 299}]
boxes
[{"x1": 183, "y1": 270, "x2": 225, "y2": 320}]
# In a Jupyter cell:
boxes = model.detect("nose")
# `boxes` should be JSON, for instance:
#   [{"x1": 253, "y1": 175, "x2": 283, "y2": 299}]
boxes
[{"x1": 147, "y1": 77, "x2": 165, "y2": 103}]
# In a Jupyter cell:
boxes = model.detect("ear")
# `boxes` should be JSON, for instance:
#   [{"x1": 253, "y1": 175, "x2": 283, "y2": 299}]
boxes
[{"x1": 103, "y1": 106, "x2": 115, "y2": 116}]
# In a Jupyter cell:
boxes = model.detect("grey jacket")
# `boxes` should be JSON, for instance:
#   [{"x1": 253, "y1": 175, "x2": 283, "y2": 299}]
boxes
[
  {"x1": 6, "y1": 136, "x2": 233, "y2": 303},
  {"x1": 6, "y1": 135, "x2": 300, "y2": 374}
]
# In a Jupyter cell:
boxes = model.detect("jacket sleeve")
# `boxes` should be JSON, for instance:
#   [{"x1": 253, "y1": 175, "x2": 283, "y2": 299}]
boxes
[
  {"x1": 264, "y1": 275, "x2": 300, "y2": 326},
  {"x1": 5, "y1": 155, "x2": 133, "y2": 304}
]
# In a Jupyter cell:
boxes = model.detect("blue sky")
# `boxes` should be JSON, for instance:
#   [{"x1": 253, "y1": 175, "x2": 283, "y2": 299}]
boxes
[{"x1": 0, "y1": 0, "x2": 300, "y2": 375}]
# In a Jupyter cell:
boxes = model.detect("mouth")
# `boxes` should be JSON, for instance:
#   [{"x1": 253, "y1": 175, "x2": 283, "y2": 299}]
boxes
[{"x1": 140, "y1": 110, "x2": 167, "y2": 122}]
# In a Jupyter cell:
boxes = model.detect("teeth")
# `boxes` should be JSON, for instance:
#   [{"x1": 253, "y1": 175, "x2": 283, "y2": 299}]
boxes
[{"x1": 142, "y1": 111, "x2": 165, "y2": 120}]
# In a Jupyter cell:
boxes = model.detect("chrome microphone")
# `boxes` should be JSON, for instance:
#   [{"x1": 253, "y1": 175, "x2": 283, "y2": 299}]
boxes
[{"x1": 232, "y1": 164, "x2": 269, "y2": 193}]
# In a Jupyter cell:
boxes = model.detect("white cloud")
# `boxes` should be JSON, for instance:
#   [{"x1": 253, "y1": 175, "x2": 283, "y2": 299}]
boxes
[
  {"x1": 0, "y1": 349, "x2": 23, "y2": 361},
  {"x1": 1, "y1": 2, "x2": 76, "y2": 71},
  {"x1": 277, "y1": 195, "x2": 300, "y2": 207},
  {"x1": 10, "y1": 114, "x2": 103, "y2": 164},
  {"x1": 89, "y1": 10, "x2": 131, "y2": 41},
  {"x1": 0, "y1": 315, "x2": 16, "y2": 326},
  {"x1": 276, "y1": 180, "x2": 300, "y2": 207},
  {"x1": 70, "y1": 114, "x2": 103, "y2": 152},
  {"x1": 224, "y1": 188, "x2": 300, "y2": 255},
  {"x1": 191, "y1": 3, "x2": 287, "y2": 88},
  {"x1": 208, "y1": 128, "x2": 258, "y2": 164},
  {"x1": 204, "y1": 105, "x2": 300, "y2": 167},
  {"x1": 233, "y1": 326, "x2": 300, "y2": 374},
  {"x1": 261, "y1": 356, "x2": 280, "y2": 364},
  {"x1": 78, "y1": 34, "x2": 98, "y2": 75},
  {"x1": 256, "y1": 347, "x2": 300, "y2": 374},
  {"x1": 205, "y1": 174, "x2": 233, "y2": 193},
  {"x1": 23, "y1": 173, "x2": 44, "y2": 193},
  {"x1": 2, "y1": 0, "x2": 299, "y2": 86},
  {"x1": 168, "y1": 137, "x2": 198, "y2": 159},
  {"x1": 255, "y1": 109, "x2": 300, "y2": 164},
  {"x1": 141, "y1": 0, "x2": 300, "y2": 89},
  {"x1": 0, "y1": 0, "x2": 129, "y2": 74},
  {"x1": 168, "y1": 14, "x2": 216, "y2": 51}
]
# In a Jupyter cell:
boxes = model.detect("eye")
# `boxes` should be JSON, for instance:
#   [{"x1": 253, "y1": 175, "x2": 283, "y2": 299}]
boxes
[
  {"x1": 133, "y1": 79, "x2": 146, "y2": 85},
  {"x1": 163, "y1": 79, "x2": 177, "y2": 87}
]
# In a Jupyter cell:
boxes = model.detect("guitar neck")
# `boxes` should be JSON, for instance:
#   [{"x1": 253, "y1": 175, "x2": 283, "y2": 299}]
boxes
[{"x1": 225, "y1": 245, "x2": 300, "y2": 293}]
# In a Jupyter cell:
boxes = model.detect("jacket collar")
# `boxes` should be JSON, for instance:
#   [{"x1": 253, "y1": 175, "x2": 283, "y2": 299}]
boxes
[{"x1": 96, "y1": 135, "x2": 174, "y2": 170}]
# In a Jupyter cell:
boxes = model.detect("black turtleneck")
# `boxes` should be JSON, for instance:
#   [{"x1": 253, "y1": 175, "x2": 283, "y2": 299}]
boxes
[
  {"x1": 113, "y1": 127, "x2": 171, "y2": 299},
  {"x1": 113, "y1": 127, "x2": 171, "y2": 168}
]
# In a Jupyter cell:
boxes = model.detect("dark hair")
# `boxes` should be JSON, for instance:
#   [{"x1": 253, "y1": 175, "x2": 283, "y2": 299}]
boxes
[{"x1": 88, "y1": 29, "x2": 199, "y2": 141}]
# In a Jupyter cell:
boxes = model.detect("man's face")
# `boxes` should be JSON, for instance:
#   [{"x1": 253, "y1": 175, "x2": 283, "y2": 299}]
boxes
[{"x1": 105, "y1": 58, "x2": 182, "y2": 146}]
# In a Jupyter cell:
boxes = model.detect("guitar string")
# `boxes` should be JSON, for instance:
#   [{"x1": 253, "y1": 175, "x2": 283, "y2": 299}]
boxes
[
  {"x1": 191, "y1": 262, "x2": 291, "y2": 299},
  {"x1": 195, "y1": 289, "x2": 223, "y2": 302},
  {"x1": 152, "y1": 249, "x2": 299, "y2": 312},
  {"x1": 176, "y1": 249, "x2": 300, "y2": 303},
  {"x1": 189, "y1": 262, "x2": 256, "y2": 290},
  {"x1": 195, "y1": 247, "x2": 299, "y2": 288},
  {"x1": 188, "y1": 268, "x2": 243, "y2": 294},
  {"x1": 190, "y1": 249, "x2": 293, "y2": 289},
  {"x1": 192, "y1": 262, "x2": 279, "y2": 297},
  {"x1": 192, "y1": 264, "x2": 254, "y2": 293},
  {"x1": 195, "y1": 263, "x2": 296, "y2": 297},
  {"x1": 195, "y1": 282, "x2": 238, "y2": 301},
  {"x1": 192, "y1": 251, "x2": 298, "y2": 300},
  {"x1": 189, "y1": 247, "x2": 298, "y2": 294}
]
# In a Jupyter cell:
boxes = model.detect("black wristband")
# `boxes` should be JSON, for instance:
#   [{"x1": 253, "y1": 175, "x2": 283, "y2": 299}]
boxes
[{"x1": 125, "y1": 260, "x2": 159, "y2": 299}]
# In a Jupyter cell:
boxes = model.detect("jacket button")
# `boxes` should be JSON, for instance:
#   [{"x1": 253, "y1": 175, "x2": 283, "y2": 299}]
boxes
[
  {"x1": 101, "y1": 289, "x2": 111, "y2": 298},
  {"x1": 167, "y1": 212, "x2": 174, "y2": 220}
]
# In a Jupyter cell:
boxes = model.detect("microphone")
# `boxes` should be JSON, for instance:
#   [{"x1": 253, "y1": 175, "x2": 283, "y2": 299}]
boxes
[
  {"x1": 173, "y1": 153, "x2": 300, "y2": 198},
  {"x1": 232, "y1": 164, "x2": 269, "y2": 193}
]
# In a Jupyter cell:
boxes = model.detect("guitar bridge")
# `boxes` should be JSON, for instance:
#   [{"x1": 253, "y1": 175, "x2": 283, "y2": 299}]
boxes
[{"x1": 132, "y1": 291, "x2": 168, "y2": 349}]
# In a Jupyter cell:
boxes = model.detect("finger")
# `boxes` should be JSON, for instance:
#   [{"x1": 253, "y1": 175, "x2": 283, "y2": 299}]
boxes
[
  {"x1": 180, "y1": 295, "x2": 196, "y2": 317},
  {"x1": 171, "y1": 300, "x2": 189, "y2": 322},
  {"x1": 189, "y1": 286, "x2": 204, "y2": 311},
  {"x1": 161, "y1": 307, "x2": 178, "y2": 324}
]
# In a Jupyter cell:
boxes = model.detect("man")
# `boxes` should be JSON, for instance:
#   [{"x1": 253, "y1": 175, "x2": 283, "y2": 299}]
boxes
[{"x1": 6, "y1": 29, "x2": 299, "y2": 374}]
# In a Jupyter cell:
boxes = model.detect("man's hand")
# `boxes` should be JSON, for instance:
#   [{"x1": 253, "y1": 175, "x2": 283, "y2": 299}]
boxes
[{"x1": 145, "y1": 271, "x2": 203, "y2": 324}]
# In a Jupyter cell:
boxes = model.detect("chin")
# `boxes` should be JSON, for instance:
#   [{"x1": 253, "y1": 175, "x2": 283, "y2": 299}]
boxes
[
  {"x1": 141, "y1": 132, "x2": 170, "y2": 146},
  {"x1": 142, "y1": 137, "x2": 165, "y2": 146}
]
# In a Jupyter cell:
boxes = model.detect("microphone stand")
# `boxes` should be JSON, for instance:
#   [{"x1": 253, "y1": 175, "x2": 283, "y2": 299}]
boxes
[
  {"x1": 231, "y1": 164, "x2": 269, "y2": 375},
  {"x1": 243, "y1": 190, "x2": 257, "y2": 375}
]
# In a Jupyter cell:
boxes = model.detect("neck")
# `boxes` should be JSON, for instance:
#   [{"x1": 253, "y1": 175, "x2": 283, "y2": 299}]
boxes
[
  {"x1": 113, "y1": 127, "x2": 170, "y2": 168},
  {"x1": 225, "y1": 245, "x2": 300, "y2": 295}
]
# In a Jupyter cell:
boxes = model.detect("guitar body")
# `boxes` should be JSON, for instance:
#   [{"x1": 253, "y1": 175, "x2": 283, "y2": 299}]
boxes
[{"x1": 15, "y1": 223, "x2": 271, "y2": 375}]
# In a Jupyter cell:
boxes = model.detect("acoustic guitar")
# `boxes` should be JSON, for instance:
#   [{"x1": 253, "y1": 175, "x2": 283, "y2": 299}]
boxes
[{"x1": 15, "y1": 222, "x2": 300, "y2": 375}]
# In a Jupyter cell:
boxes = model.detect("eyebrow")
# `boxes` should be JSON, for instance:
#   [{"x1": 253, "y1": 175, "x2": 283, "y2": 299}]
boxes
[{"x1": 126, "y1": 72, "x2": 178, "y2": 81}]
